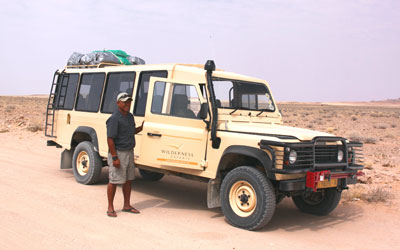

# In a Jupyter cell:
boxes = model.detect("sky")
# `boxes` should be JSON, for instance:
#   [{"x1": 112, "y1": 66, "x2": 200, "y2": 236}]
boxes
[{"x1": 0, "y1": 0, "x2": 399, "y2": 102}]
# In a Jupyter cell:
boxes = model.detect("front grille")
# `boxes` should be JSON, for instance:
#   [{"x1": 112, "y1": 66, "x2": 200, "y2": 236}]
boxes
[
  {"x1": 315, "y1": 145, "x2": 343, "y2": 164},
  {"x1": 260, "y1": 136, "x2": 364, "y2": 172}
]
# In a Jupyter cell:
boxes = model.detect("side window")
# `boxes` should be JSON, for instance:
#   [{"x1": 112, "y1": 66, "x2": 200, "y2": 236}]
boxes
[
  {"x1": 75, "y1": 73, "x2": 105, "y2": 112},
  {"x1": 134, "y1": 71, "x2": 168, "y2": 116},
  {"x1": 151, "y1": 82, "x2": 201, "y2": 119},
  {"x1": 101, "y1": 72, "x2": 136, "y2": 113},
  {"x1": 56, "y1": 74, "x2": 79, "y2": 110},
  {"x1": 151, "y1": 82, "x2": 166, "y2": 114},
  {"x1": 241, "y1": 94, "x2": 256, "y2": 109},
  {"x1": 213, "y1": 80, "x2": 234, "y2": 108}
]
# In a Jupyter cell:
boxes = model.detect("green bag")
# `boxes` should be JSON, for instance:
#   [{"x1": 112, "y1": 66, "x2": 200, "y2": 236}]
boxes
[{"x1": 93, "y1": 50, "x2": 132, "y2": 65}]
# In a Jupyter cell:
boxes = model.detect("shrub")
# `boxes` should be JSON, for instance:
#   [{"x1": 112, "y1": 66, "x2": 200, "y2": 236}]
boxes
[
  {"x1": 349, "y1": 133, "x2": 377, "y2": 144},
  {"x1": 375, "y1": 124, "x2": 387, "y2": 129},
  {"x1": 27, "y1": 124, "x2": 43, "y2": 132},
  {"x1": 5, "y1": 105, "x2": 15, "y2": 113},
  {"x1": 343, "y1": 185, "x2": 394, "y2": 203},
  {"x1": 364, "y1": 187, "x2": 393, "y2": 203}
]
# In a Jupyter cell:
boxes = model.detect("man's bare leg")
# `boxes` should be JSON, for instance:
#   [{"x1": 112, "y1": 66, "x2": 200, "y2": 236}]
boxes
[
  {"x1": 122, "y1": 180, "x2": 140, "y2": 213},
  {"x1": 122, "y1": 180, "x2": 132, "y2": 209},
  {"x1": 107, "y1": 183, "x2": 117, "y2": 216}
]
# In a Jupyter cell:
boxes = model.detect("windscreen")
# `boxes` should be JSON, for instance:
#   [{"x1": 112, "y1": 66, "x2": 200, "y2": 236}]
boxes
[{"x1": 212, "y1": 77, "x2": 275, "y2": 111}]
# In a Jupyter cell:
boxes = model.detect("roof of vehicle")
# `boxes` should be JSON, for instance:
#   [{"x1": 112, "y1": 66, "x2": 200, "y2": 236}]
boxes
[{"x1": 61, "y1": 62, "x2": 266, "y2": 84}]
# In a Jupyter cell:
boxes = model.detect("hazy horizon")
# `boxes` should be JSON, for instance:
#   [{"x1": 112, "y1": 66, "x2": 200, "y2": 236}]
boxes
[{"x1": 0, "y1": 0, "x2": 399, "y2": 102}]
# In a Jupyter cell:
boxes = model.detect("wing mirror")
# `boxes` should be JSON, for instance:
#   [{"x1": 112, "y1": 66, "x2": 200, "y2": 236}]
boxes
[{"x1": 199, "y1": 103, "x2": 209, "y2": 119}]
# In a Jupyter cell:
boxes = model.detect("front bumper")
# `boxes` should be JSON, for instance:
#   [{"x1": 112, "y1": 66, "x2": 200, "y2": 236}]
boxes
[
  {"x1": 278, "y1": 170, "x2": 364, "y2": 192},
  {"x1": 260, "y1": 136, "x2": 364, "y2": 191}
]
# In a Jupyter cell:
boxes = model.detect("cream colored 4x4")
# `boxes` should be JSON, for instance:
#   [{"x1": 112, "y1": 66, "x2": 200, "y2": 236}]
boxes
[{"x1": 46, "y1": 60, "x2": 364, "y2": 230}]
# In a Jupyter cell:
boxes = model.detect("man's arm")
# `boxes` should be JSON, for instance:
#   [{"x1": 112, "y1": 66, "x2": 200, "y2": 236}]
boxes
[
  {"x1": 107, "y1": 137, "x2": 120, "y2": 168},
  {"x1": 135, "y1": 121, "x2": 144, "y2": 134}
]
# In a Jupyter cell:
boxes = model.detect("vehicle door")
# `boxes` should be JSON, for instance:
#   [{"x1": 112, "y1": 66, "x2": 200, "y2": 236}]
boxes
[{"x1": 139, "y1": 77, "x2": 208, "y2": 170}]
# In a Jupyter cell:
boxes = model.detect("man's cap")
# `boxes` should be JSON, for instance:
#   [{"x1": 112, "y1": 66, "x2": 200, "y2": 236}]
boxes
[{"x1": 117, "y1": 92, "x2": 133, "y2": 102}]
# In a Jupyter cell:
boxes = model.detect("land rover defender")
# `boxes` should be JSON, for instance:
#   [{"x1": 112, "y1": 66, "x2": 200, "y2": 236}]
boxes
[{"x1": 46, "y1": 60, "x2": 364, "y2": 230}]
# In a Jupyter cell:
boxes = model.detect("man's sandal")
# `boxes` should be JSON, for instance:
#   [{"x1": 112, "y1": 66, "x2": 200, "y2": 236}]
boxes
[
  {"x1": 122, "y1": 207, "x2": 140, "y2": 214},
  {"x1": 107, "y1": 210, "x2": 117, "y2": 217}
]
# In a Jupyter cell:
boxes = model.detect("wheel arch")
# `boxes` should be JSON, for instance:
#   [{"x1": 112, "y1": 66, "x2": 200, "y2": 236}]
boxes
[
  {"x1": 217, "y1": 145, "x2": 274, "y2": 179},
  {"x1": 71, "y1": 126, "x2": 99, "y2": 152}
]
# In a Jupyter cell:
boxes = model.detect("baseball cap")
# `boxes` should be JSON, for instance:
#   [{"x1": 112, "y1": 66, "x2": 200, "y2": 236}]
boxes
[{"x1": 117, "y1": 92, "x2": 133, "y2": 102}]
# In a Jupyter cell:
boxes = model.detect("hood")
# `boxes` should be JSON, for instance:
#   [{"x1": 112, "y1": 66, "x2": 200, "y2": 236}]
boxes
[{"x1": 219, "y1": 121, "x2": 333, "y2": 141}]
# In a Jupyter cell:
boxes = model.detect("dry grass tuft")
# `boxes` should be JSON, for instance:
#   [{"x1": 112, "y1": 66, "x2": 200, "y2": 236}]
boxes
[
  {"x1": 343, "y1": 185, "x2": 394, "y2": 203},
  {"x1": 364, "y1": 187, "x2": 394, "y2": 203},
  {"x1": 349, "y1": 133, "x2": 377, "y2": 144},
  {"x1": 26, "y1": 124, "x2": 43, "y2": 132},
  {"x1": 375, "y1": 123, "x2": 388, "y2": 129},
  {"x1": 5, "y1": 105, "x2": 16, "y2": 112}
]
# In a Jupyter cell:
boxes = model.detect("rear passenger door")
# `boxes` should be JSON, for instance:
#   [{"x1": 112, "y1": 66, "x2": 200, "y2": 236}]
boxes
[{"x1": 138, "y1": 77, "x2": 208, "y2": 170}]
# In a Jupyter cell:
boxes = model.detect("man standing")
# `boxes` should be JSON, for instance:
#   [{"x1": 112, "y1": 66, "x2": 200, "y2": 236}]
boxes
[{"x1": 106, "y1": 92, "x2": 143, "y2": 217}]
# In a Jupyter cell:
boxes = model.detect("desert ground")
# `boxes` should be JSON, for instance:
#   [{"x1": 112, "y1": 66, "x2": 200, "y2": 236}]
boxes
[{"x1": 0, "y1": 95, "x2": 399, "y2": 250}]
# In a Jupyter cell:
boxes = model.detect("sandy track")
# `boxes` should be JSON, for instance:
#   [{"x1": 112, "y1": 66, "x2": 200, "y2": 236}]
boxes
[{"x1": 1, "y1": 132, "x2": 399, "y2": 250}]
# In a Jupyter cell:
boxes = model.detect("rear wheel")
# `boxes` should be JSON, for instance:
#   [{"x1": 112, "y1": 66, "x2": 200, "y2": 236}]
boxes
[
  {"x1": 139, "y1": 169, "x2": 164, "y2": 181},
  {"x1": 72, "y1": 141, "x2": 102, "y2": 185},
  {"x1": 292, "y1": 188, "x2": 341, "y2": 215},
  {"x1": 220, "y1": 166, "x2": 276, "y2": 231}
]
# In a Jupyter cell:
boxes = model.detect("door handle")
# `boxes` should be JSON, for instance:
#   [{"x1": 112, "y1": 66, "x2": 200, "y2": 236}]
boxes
[{"x1": 147, "y1": 132, "x2": 162, "y2": 137}]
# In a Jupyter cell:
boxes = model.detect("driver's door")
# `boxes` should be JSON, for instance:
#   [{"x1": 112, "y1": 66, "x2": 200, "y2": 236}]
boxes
[{"x1": 137, "y1": 77, "x2": 209, "y2": 170}]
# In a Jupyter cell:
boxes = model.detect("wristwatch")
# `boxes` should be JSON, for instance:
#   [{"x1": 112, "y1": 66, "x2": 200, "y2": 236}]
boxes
[{"x1": 112, "y1": 156, "x2": 118, "y2": 161}]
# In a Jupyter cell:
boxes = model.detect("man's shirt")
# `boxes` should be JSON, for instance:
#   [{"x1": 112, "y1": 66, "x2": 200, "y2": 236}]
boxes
[{"x1": 106, "y1": 110, "x2": 136, "y2": 151}]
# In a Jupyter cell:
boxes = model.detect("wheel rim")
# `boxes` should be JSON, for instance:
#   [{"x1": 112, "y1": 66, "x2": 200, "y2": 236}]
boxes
[
  {"x1": 302, "y1": 190, "x2": 325, "y2": 205},
  {"x1": 229, "y1": 181, "x2": 257, "y2": 217},
  {"x1": 76, "y1": 151, "x2": 90, "y2": 176}
]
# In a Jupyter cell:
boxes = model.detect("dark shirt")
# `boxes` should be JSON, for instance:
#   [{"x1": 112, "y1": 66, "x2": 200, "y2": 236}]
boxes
[{"x1": 106, "y1": 110, "x2": 136, "y2": 151}]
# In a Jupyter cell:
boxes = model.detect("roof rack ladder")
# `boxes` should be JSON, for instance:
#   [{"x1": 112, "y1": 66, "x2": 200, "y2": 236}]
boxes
[{"x1": 45, "y1": 70, "x2": 61, "y2": 137}]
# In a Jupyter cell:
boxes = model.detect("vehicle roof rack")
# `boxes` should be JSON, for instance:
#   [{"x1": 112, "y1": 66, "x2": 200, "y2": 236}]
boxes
[{"x1": 65, "y1": 62, "x2": 125, "y2": 69}]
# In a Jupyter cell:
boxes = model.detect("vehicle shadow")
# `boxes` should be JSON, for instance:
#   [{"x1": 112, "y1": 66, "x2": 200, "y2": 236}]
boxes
[
  {"x1": 131, "y1": 174, "x2": 209, "y2": 211},
  {"x1": 95, "y1": 168, "x2": 365, "y2": 232},
  {"x1": 260, "y1": 199, "x2": 364, "y2": 232}
]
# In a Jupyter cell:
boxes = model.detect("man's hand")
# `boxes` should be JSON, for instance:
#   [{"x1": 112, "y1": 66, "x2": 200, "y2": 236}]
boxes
[
  {"x1": 135, "y1": 120, "x2": 145, "y2": 134},
  {"x1": 113, "y1": 158, "x2": 121, "y2": 168}
]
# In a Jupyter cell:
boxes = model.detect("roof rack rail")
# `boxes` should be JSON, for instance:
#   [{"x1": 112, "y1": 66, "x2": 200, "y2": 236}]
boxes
[{"x1": 65, "y1": 62, "x2": 124, "y2": 69}]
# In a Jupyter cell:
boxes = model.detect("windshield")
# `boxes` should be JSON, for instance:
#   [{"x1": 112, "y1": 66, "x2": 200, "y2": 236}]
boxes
[{"x1": 212, "y1": 77, "x2": 275, "y2": 112}]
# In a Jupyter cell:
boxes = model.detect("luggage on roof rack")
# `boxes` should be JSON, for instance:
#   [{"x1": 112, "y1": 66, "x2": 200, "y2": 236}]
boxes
[{"x1": 67, "y1": 50, "x2": 145, "y2": 66}]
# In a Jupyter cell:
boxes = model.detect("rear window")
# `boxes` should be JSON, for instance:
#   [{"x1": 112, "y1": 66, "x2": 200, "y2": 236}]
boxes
[
  {"x1": 101, "y1": 72, "x2": 136, "y2": 113},
  {"x1": 56, "y1": 74, "x2": 79, "y2": 110},
  {"x1": 75, "y1": 73, "x2": 105, "y2": 112}
]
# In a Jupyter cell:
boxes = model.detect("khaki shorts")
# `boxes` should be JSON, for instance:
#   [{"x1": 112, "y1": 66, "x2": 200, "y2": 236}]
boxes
[{"x1": 107, "y1": 150, "x2": 135, "y2": 184}]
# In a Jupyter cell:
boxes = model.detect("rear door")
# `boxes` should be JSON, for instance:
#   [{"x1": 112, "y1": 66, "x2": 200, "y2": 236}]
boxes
[{"x1": 138, "y1": 77, "x2": 208, "y2": 170}]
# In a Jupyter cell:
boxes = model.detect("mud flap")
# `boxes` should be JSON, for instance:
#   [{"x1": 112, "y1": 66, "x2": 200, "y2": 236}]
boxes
[
  {"x1": 207, "y1": 178, "x2": 221, "y2": 208},
  {"x1": 60, "y1": 149, "x2": 73, "y2": 169}
]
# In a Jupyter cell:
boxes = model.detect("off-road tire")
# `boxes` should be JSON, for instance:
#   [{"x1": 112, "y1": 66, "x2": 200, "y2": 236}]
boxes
[
  {"x1": 72, "y1": 141, "x2": 102, "y2": 185},
  {"x1": 220, "y1": 166, "x2": 276, "y2": 231},
  {"x1": 292, "y1": 188, "x2": 341, "y2": 215},
  {"x1": 139, "y1": 169, "x2": 164, "y2": 181}
]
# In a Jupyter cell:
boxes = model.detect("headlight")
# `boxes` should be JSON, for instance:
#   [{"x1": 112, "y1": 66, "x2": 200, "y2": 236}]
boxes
[
  {"x1": 289, "y1": 150, "x2": 297, "y2": 164},
  {"x1": 337, "y1": 149, "x2": 344, "y2": 162}
]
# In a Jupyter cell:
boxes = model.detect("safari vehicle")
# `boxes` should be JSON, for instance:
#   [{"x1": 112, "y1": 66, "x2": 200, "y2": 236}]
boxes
[{"x1": 45, "y1": 60, "x2": 364, "y2": 230}]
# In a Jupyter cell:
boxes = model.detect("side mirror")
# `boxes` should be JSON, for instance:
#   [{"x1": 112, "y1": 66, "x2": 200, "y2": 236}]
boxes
[{"x1": 199, "y1": 103, "x2": 209, "y2": 119}]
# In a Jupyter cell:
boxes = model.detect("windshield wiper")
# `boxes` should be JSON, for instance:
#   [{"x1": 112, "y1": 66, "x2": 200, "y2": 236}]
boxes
[
  {"x1": 229, "y1": 108, "x2": 239, "y2": 115},
  {"x1": 256, "y1": 110, "x2": 265, "y2": 116}
]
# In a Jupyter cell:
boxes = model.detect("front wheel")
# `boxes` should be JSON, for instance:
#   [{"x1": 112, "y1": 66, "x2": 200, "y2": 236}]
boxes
[
  {"x1": 292, "y1": 188, "x2": 341, "y2": 215},
  {"x1": 220, "y1": 166, "x2": 276, "y2": 231},
  {"x1": 72, "y1": 141, "x2": 102, "y2": 185}
]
